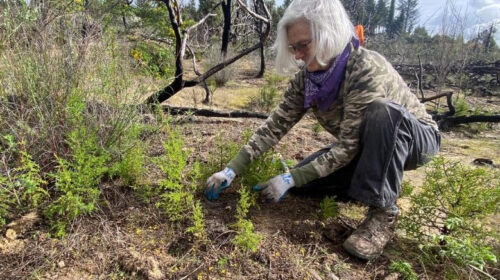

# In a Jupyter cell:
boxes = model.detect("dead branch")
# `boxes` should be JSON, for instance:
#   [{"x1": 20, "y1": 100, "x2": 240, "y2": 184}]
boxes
[
  {"x1": 434, "y1": 115, "x2": 500, "y2": 129},
  {"x1": 145, "y1": 0, "x2": 271, "y2": 105},
  {"x1": 421, "y1": 91, "x2": 455, "y2": 115},
  {"x1": 161, "y1": 106, "x2": 268, "y2": 119},
  {"x1": 235, "y1": 0, "x2": 270, "y2": 23}
]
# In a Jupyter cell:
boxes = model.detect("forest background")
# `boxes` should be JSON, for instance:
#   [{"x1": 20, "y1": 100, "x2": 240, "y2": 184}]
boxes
[{"x1": 0, "y1": 0, "x2": 499, "y2": 279}]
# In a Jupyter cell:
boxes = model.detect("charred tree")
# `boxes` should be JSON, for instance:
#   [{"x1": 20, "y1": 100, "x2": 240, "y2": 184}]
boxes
[{"x1": 144, "y1": 0, "x2": 271, "y2": 105}]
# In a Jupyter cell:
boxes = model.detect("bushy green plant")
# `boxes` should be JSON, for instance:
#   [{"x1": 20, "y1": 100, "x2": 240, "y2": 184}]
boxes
[
  {"x1": 154, "y1": 119, "x2": 191, "y2": 221},
  {"x1": 312, "y1": 122, "x2": 323, "y2": 136},
  {"x1": 318, "y1": 196, "x2": 339, "y2": 221},
  {"x1": 400, "y1": 156, "x2": 499, "y2": 274},
  {"x1": 151, "y1": 118, "x2": 206, "y2": 240},
  {"x1": 232, "y1": 186, "x2": 261, "y2": 252},
  {"x1": 453, "y1": 97, "x2": 470, "y2": 117},
  {"x1": 245, "y1": 72, "x2": 285, "y2": 113},
  {"x1": 15, "y1": 150, "x2": 48, "y2": 208},
  {"x1": 200, "y1": 131, "x2": 245, "y2": 183},
  {"x1": 0, "y1": 138, "x2": 47, "y2": 227},
  {"x1": 186, "y1": 200, "x2": 206, "y2": 239},
  {"x1": 130, "y1": 41, "x2": 175, "y2": 78},
  {"x1": 389, "y1": 261, "x2": 418, "y2": 280},
  {"x1": 45, "y1": 126, "x2": 110, "y2": 238}
]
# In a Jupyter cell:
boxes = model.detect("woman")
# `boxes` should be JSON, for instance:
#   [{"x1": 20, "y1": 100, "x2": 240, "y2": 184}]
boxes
[{"x1": 205, "y1": 0, "x2": 440, "y2": 260}]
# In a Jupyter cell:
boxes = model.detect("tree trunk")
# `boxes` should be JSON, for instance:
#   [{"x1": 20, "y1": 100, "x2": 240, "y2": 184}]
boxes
[{"x1": 221, "y1": 0, "x2": 231, "y2": 59}]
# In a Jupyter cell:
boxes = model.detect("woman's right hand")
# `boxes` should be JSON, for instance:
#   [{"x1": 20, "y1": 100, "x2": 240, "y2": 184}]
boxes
[{"x1": 205, "y1": 167, "x2": 236, "y2": 200}]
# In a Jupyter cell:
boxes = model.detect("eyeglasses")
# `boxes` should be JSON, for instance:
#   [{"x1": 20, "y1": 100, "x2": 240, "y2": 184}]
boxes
[{"x1": 287, "y1": 39, "x2": 313, "y2": 54}]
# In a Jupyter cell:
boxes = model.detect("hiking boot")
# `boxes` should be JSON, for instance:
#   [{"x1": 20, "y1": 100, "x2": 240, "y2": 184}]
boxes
[{"x1": 342, "y1": 206, "x2": 399, "y2": 260}]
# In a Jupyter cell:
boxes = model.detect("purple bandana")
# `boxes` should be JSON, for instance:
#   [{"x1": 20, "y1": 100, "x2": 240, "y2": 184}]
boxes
[{"x1": 305, "y1": 38, "x2": 360, "y2": 112}]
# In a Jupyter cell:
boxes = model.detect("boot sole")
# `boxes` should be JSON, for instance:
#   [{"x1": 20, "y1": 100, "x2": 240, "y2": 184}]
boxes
[{"x1": 342, "y1": 240, "x2": 381, "y2": 261}]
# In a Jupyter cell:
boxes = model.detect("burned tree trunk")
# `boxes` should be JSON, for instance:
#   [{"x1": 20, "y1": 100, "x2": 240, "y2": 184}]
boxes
[{"x1": 144, "y1": 0, "x2": 271, "y2": 105}]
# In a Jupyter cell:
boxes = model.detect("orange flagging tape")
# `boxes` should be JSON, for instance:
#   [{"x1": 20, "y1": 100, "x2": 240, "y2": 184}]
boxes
[{"x1": 355, "y1": 25, "x2": 365, "y2": 46}]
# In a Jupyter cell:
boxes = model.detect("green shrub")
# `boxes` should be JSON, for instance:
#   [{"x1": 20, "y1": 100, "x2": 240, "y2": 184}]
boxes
[
  {"x1": 154, "y1": 119, "x2": 191, "y2": 221},
  {"x1": 187, "y1": 200, "x2": 206, "y2": 239},
  {"x1": 151, "y1": 118, "x2": 206, "y2": 240},
  {"x1": 389, "y1": 261, "x2": 418, "y2": 280},
  {"x1": 16, "y1": 150, "x2": 48, "y2": 208},
  {"x1": 200, "y1": 131, "x2": 245, "y2": 183},
  {"x1": 318, "y1": 196, "x2": 339, "y2": 221},
  {"x1": 0, "y1": 138, "x2": 47, "y2": 227},
  {"x1": 44, "y1": 124, "x2": 110, "y2": 238},
  {"x1": 245, "y1": 72, "x2": 285, "y2": 113},
  {"x1": 312, "y1": 122, "x2": 323, "y2": 136},
  {"x1": 130, "y1": 41, "x2": 175, "y2": 78},
  {"x1": 454, "y1": 97, "x2": 470, "y2": 117},
  {"x1": 232, "y1": 186, "x2": 261, "y2": 252},
  {"x1": 400, "y1": 156, "x2": 499, "y2": 274},
  {"x1": 203, "y1": 46, "x2": 232, "y2": 87}
]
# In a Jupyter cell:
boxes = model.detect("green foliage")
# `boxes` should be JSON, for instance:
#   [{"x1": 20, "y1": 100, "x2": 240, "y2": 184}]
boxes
[
  {"x1": 154, "y1": 119, "x2": 190, "y2": 221},
  {"x1": 149, "y1": 117, "x2": 206, "y2": 239},
  {"x1": 186, "y1": 200, "x2": 206, "y2": 239},
  {"x1": 130, "y1": 41, "x2": 175, "y2": 78},
  {"x1": 45, "y1": 120, "x2": 110, "y2": 238},
  {"x1": 318, "y1": 196, "x2": 339, "y2": 221},
  {"x1": 200, "y1": 131, "x2": 243, "y2": 182},
  {"x1": 245, "y1": 72, "x2": 285, "y2": 113},
  {"x1": 0, "y1": 175, "x2": 9, "y2": 226},
  {"x1": 241, "y1": 150, "x2": 286, "y2": 189},
  {"x1": 400, "y1": 156, "x2": 499, "y2": 273},
  {"x1": 432, "y1": 235, "x2": 497, "y2": 270},
  {"x1": 232, "y1": 186, "x2": 261, "y2": 252},
  {"x1": 15, "y1": 150, "x2": 48, "y2": 208},
  {"x1": 312, "y1": 122, "x2": 323, "y2": 136},
  {"x1": 389, "y1": 260, "x2": 418, "y2": 280},
  {"x1": 453, "y1": 97, "x2": 470, "y2": 117},
  {"x1": 0, "y1": 138, "x2": 47, "y2": 227},
  {"x1": 399, "y1": 181, "x2": 414, "y2": 198},
  {"x1": 111, "y1": 143, "x2": 146, "y2": 187}
]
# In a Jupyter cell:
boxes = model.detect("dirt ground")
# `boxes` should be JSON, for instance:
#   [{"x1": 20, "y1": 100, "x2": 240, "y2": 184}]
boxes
[{"x1": 1, "y1": 56, "x2": 499, "y2": 279}]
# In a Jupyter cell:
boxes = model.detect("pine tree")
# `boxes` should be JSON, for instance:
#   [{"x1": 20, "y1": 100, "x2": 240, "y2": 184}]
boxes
[
  {"x1": 365, "y1": 0, "x2": 377, "y2": 33},
  {"x1": 374, "y1": 0, "x2": 388, "y2": 32},
  {"x1": 386, "y1": 0, "x2": 397, "y2": 37},
  {"x1": 387, "y1": 0, "x2": 396, "y2": 29},
  {"x1": 397, "y1": 0, "x2": 418, "y2": 33}
]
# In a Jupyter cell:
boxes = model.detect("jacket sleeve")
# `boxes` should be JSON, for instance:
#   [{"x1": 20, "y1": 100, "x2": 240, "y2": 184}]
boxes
[
  {"x1": 290, "y1": 50, "x2": 387, "y2": 187},
  {"x1": 228, "y1": 71, "x2": 307, "y2": 175}
]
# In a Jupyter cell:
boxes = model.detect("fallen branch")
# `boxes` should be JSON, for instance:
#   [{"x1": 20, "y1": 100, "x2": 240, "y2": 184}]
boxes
[
  {"x1": 435, "y1": 114, "x2": 500, "y2": 129},
  {"x1": 420, "y1": 91, "x2": 454, "y2": 103},
  {"x1": 421, "y1": 91, "x2": 455, "y2": 115},
  {"x1": 161, "y1": 105, "x2": 268, "y2": 119}
]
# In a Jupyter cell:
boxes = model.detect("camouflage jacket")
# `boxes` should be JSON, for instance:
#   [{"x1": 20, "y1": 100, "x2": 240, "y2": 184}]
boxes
[{"x1": 228, "y1": 44, "x2": 438, "y2": 187}]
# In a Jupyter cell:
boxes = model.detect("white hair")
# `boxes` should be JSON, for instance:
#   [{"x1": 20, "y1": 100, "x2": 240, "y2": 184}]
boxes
[{"x1": 273, "y1": 0, "x2": 355, "y2": 75}]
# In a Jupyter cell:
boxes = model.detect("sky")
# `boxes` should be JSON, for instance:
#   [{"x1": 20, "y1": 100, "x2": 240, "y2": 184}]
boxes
[
  {"x1": 418, "y1": 0, "x2": 500, "y2": 42},
  {"x1": 274, "y1": 0, "x2": 500, "y2": 42}
]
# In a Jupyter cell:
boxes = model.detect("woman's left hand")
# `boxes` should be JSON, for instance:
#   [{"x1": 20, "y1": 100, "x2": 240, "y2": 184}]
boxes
[{"x1": 254, "y1": 173, "x2": 295, "y2": 202}]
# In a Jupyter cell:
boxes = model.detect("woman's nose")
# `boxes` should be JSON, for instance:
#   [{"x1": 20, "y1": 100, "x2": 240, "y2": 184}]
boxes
[{"x1": 294, "y1": 51, "x2": 304, "y2": 60}]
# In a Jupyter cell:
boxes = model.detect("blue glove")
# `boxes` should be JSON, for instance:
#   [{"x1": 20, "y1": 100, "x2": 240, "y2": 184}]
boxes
[
  {"x1": 254, "y1": 173, "x2": 295, "y2": 202},
  {"x1": 205, "y1": 167, "x2": 236, "y2": 200}
]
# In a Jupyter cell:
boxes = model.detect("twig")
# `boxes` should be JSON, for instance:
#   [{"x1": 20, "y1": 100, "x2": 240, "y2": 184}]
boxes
[
  {"x1": 235, "y1": 0, "x2": 269, "y2": 23},
  {"x1": 468, "y1": 265, "x2": 496, "y2": 279},
  {"x1": 179, "y1": 263, "x2": 204, "y2": 280},
  {"x1": 214, "y1": 230, "x2": 237, "y2": 241},
  {"x1": 419, "y1": 258, "x2": 430, "y2": 280}
]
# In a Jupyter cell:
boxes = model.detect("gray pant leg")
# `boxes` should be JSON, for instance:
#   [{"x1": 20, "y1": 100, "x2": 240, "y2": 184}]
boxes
[
  {"x1": 348, "y1": 100, "x2": 440, "y2": 208},
  {"x1": 291, "y1": 100, "x2": 440, "y2": 207}
]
